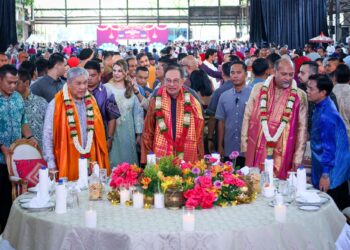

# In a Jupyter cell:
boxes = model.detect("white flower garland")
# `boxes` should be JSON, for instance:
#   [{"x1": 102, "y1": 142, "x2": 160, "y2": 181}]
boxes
[
  {"x1": 260, "y1": 76, "x2": 298, "y2": 143},
  {"x1": 63, "y1": 84, "x2": 94, "y2": 155}
]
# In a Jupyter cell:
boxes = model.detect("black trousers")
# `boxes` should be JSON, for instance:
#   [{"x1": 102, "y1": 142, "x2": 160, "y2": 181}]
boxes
[
  {"x1": 328, "y1": 180, "x2": 350, "y2": 211},
  {"x1": 0, "y1": 163, "x2": 12, "y2": 234}
]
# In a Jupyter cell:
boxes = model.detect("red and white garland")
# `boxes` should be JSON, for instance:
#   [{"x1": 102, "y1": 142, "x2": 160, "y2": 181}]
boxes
[
  {"x1": 63, "y1": 84, "x2": 94, "y2": 155},
  {"x1": 259, "y1": 76, "x2": 298, "y2": 152},
  {"x1": 155, "y1": 87, "x2": 192, "y2": 154}
]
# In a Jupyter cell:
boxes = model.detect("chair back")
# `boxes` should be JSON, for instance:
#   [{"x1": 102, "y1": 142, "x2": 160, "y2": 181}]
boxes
[{"x1": 6, "y1": 139, "x2": 43, "y2": 177}]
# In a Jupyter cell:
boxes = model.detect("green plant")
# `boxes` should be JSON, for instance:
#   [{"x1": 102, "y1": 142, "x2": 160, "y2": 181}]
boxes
[{"x1": 157, "y1": 155, "x2": 182, "y2": 177}]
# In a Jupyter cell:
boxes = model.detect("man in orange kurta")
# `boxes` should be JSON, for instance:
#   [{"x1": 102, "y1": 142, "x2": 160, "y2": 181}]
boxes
[
  {"x1": 141, "y1": 65, "x2": 204, "y2": 164},
  {"x1": 241, "y1": 58, "x2": 308, "y2": 179},
  {"x1": 43, "y1": 68, "x2": 110, "y2": 181}
]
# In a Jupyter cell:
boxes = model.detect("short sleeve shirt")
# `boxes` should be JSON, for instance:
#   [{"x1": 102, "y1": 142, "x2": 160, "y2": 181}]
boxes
[{"x1": 0, "y1": 91, "x2": 27, "y2": 164}]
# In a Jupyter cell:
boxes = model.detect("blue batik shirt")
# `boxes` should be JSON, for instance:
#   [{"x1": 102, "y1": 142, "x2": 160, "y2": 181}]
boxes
[
  {"x1": 0, "y1": 91, "x2": 27, "y2": 164},
  {"x1": 310, "y1": 96, "x2": 350, "y2": 189}
]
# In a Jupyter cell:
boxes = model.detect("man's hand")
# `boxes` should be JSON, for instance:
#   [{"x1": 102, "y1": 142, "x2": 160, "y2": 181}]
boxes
[
  {"x1": 291, "y1": 162, "x2": 301, "y2": 172},
  {"x1": 127, "y1": 76, "x2": 138, "y2": 92},
  {"x1": 319, "y1": 176, "x2": 330, "y2": 192},
  {"x1": 1, "y1": 145, "x2": 13, "y2": 161},
  {"x1": 107, "y1": 139, "x2": 113, "y2": 152}
]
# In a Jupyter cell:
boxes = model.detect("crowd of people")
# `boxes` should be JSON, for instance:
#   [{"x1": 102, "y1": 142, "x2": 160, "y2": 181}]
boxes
[{"x1": 1, "y1": 39, "x2": 350, "y2": 234}]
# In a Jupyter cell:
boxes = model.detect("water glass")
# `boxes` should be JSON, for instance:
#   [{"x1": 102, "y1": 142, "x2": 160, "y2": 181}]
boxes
[
  {"x1": 67, "y1": 183, "x2": 79, "y2": 209},
  {"x1": 278, "y1": 180, "x2": 288, "y2": 196},
  {"x1": 261, "y1": 171, "x2": 270, "y2": 188},
  {"x1": 286, "y1": 184, "x2": 296, "y2": 203}
]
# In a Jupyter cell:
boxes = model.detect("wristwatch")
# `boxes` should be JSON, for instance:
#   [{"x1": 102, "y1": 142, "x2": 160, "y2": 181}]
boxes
[
  {"x1": 26, "y1": 135, "x2": 34, "y2": 140},
  {"x1": 207, "y1": 138, "x2": 214, "y2": 141},
  {"x1": 107, "y1": 136, "x2": 114, "y2": 141},
  {"x1": 134, "y1": 90, "x2": 140, "y2": 95}
]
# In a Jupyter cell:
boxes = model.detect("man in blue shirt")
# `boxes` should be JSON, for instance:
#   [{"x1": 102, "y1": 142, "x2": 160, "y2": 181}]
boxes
[
  {"x1": 84, "y1": 60, "x2": 120, "y2": 152},
  {"x1": 216, "y1": 61, "x2": 252, "y2": 168},
  {"x1": 307, "y1": 74, "x2": 350, "y2": 210},
  {"x1": 0, "y1": 65, "x2": 38, "y2": 233},
  {"x1": 206, "y1": 62, "x2": 233, "y2": 153}
]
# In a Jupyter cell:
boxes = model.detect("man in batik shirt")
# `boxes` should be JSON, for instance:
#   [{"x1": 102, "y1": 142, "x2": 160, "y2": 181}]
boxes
[
  {"x1": 0, "y1": 65, "x2": 37, "y2": 233},
  {"x1": 84, "y1": 60, "x2": 120, "y2": 152},
  {"x1": 241, "y1": 58, "x2": 308, "y2": 179},
  {"x1": 16, "y1": 69, "x2": 48, "y2": 149},
  {"x1": 141, "y1": 64, "x2": 204, "y2": 163}
]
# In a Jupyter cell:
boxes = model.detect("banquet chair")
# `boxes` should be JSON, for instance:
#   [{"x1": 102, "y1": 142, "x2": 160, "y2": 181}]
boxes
[
  {"x1": 5, "y1": 139, "x2": 45, "y2": 201},
  {"x1": 302, "y1": 141, "x2": 312, "y2": 183}
]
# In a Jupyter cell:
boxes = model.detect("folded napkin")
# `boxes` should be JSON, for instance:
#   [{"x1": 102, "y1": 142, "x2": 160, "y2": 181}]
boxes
[
  {"x1": 33, "y1": 176, "x2": 53, "y2": 192},
  {"x1": 240, "y1": 166, "x2": 250, "y2": 176},
  {"x1": 28, "y1": 195, "x2": 50, "y2": 208},
  {"x1": 299, "y1": 191, "x2": 321, "y2": 203},
  {"x1": 77, "y1": 158, "x2": 88, "y2": 189}
]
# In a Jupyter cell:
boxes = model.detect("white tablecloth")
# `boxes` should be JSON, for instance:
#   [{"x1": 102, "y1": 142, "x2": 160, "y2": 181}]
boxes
[{"x1": 2, "y1": 192, "x2": 345, "y2": 250}]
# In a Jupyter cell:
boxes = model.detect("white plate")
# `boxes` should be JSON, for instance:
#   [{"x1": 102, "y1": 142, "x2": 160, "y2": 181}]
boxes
[
  {"x1": 28, "y1": 187, "x2": 38, "y2": 193},
  {"x1": 298, "y1": 205, "x2": 320, "y2": 211},
  {"x1": 21, "y1": 201, "x2": 55, "y2": 209},
  {"x1": 296, "y1": 195, "x2": 330, "y2": 205},
  {"x1": 18, "y1": 198, "x2": 32, "y2": 204}
]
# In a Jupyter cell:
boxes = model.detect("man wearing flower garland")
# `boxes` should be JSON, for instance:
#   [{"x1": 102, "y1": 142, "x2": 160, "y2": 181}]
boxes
[
  {"x1": 43, "y1": 67, "x2": 110, "y2": 180},
  {"x1": 141, "y1": 64, "x2": 204, "y2": 163},
  {"x1": 241, "y1": 58, "x2": 308, "y2": 179}
]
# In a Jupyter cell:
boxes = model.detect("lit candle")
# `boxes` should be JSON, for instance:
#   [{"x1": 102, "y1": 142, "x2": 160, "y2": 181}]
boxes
[
  {"x1": 182, "y1": 207, "x2": 195, "y2": 232},
  {"x1": 132, "y1": 192, "x2": 144, "y2": 209},
  {"x1": 154, "y1": 193, "x2": 164, "y2": 209},
  {"x1": 85, "y1": 209, "x2": 97, "y2": 228},
  {"x1": 274, "y1": 204, "x2": 287, "y2": 223},
  {"x1": 120, "y1": 189, "x2": 131, "y2": 206}
]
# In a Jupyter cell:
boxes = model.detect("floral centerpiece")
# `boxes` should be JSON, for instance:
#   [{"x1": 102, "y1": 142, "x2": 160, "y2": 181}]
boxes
[
  {"x1": 109, "y1": 162, "x2": 143, "y2": 189},
  {"x1": 140, "y1": 164, "x2": 160, "y2": 197},
  {"x1": 140, "y1": 156, "x2": 183, "y2": 196},
  {"x1": 183, "y1": 160, "x2": 255, "y2": 208}
]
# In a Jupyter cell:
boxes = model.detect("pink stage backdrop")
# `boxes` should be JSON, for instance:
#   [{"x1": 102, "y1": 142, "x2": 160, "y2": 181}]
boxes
[{"x1": 97, "y1": 25, "x2": 168, "y2": 45}]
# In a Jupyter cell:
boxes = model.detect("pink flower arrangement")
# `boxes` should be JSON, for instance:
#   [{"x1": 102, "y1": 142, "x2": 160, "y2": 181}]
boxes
[
  {"x1": 184, "y1": 176, "x2": 217, "y2": 209},
  {"x1": 109, "y1": 162, "x2": 143, "y2": 189},
  {"x1": 221, "y1": 172, "x2": 246, "y2": 187}
]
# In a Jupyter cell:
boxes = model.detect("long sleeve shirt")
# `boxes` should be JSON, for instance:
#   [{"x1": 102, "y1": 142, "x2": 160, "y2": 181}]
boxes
[
  {"x1": 310, "y1": 96, "x2": 350, "y2": 189},
  {"x1": 43, "y1": 99, "x2": 87, "y2": 169}
]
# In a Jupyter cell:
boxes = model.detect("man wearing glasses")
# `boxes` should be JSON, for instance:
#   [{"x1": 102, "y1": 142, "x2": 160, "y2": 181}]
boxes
[{"x1": 141, "y1": 64, "x2": 204, "y2": 163}]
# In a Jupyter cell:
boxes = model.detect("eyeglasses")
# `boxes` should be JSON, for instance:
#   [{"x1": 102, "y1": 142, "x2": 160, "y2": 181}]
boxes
[{"x1": 164, "y1": 78, "x2": 181, "y2": 85}]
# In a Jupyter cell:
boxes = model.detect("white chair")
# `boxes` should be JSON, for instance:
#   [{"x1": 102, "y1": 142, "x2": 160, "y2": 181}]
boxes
[{"x1": 5, "y1": 139, "x2": 43, "y2": 200}]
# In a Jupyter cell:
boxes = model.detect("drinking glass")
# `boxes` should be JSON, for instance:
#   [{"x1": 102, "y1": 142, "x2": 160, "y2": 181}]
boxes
[
  {"x1": 278, "y1": 180, "x2": 288, "y2": 196},
  {"x1": 286, "y1": 184, "x2": 296, "y2": 203},
  {"x1": 67, "y1": 182, "x2": 79, "y2": 209},
  {"x1": 261, "y1": 171, "x2": 270, "y2": 188}
]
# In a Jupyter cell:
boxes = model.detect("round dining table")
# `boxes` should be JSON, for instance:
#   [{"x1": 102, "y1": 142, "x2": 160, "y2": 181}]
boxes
[{"x1": 1, "y1": 190, "x2": 345, "y2": 250}]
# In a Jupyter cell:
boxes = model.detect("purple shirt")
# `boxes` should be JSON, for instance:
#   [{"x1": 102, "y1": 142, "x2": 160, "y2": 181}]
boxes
[{"x1": 92, "y1": 82, "x2": 120, "y2": 133}]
